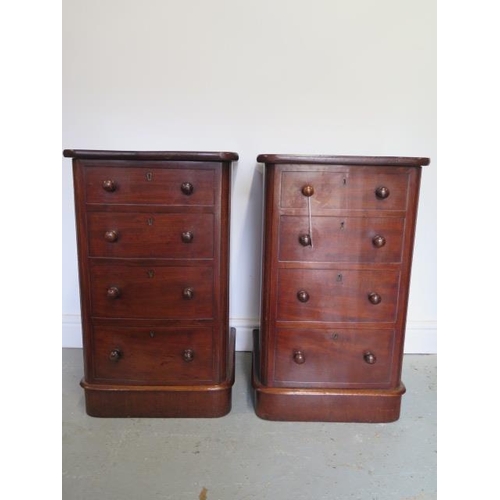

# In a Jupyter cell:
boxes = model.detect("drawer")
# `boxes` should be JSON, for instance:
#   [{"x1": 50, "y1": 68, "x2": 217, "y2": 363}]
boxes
[
  {"x1": 90, "y1": 263, "x2": 213, "y2": 319},
  {"x1": 84, "y1": 166, "x2": 215, "y2": 205},
  {"x1": 280, "y1": 169, "x2": 409, "y2": 211},
  {"x1": 87, "y1": 212, "x2": 214, "y2": 259},
  {"x1": 279, "y1": 215, "x2": 404, "y2": 263},
  {"x1": 92, "y1": 326, "x2": 214, "y2": 384},
  {"x1": 277, "y1": 268, "x2": 400, "y2": 322},
  {"x1": 274, "y1": 327, "x2": 395, "y2": 387}
]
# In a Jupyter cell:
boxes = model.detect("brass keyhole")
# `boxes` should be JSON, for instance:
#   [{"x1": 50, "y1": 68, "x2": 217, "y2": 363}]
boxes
[{"x1": 146, "y1": 172, "x2": 153, "y2": 181}]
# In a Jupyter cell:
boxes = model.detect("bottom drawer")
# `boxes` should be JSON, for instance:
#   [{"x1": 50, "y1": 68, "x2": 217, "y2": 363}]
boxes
[
  {"x1": 91, "y1": 326, "x2": 215, "y2": 385},
  {"x1": 274, "y1": 328, "x2": 395, "y2": 388}
]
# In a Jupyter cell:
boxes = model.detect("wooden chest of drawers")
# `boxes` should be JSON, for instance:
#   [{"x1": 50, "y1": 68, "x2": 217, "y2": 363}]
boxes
[
  {"x1": 253, "y1": 154, "x2": 430, "y2": 422},
  {"x1": 64, "y1": 150, "x2": 238, "y2": 417}
]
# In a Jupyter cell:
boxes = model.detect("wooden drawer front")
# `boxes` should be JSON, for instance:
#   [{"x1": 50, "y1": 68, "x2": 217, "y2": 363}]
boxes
[
  {"x1": 277, "y1": 269, "x2": 400, "y2": 322},
  {"x1": 279, "y1": 215, "x2": 404, "y2": 263},
  {"x1": 88, "y1": 212, "x2": 214, "y2": 259},
  {"x1": 90, "y1": 264, "x2": 214, "y2": 319},
  {"x1": 92, "y1": 326, "x2": 214, "y2": 384},
  {"x1": 280, "y1": 170, "x2": 409, "y2": 211},
  {"x1": 274, "y1": 328, "x2": 394, "y2": 387},
  {"x1": 85, "y1": 166, "x2": 215, "y2": 205}
]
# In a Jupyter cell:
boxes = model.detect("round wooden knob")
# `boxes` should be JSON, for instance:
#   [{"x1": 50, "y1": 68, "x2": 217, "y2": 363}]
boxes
[
  {"x1": 181, "y1": 182, "x2": 194, "y2": 195},
  {"x1": 109, "y1": 349, "x2": 121, "y2": 362},
  {"x1": 104, "y1": 230, "x2": 119, "y2": 242},
  {"x1": 364, "y1": 352, "x2": 377, "y2": 364},
  {"x1": 301, "y1": 185, "x2": 314, "y2": 197},
  {"x1": 183, "y1": 349, "x2": 194, "y2": 362},
  {"x1": 293, "y1": 350, "x2": 306, "y2": 364},
  {"x1": 181, "y1": 231, "x2": 193, "y2": 243},
  {"x1": 183, "y1": 287, "x2": 194, "y2": 300},
  {"x1": 297, "y1": 290, "x2": 310, "y2": 303},
  {"x1": 368, "y1": 292, "x2": 381, "y2": 305},
  {"x1": 375, "y1": 186, "x2": 390, "y2": 199},
  {"x1": 372, "y1": 235, "x2": 386, "y2": 248},
  {"x1": 298, "y1": 234, "x2": 312, "y2": 246},
  {"x1": 107, "y1": 286, "x2": 121, "y2": 299},
  {"x1": 102, "y1": 180, "x2": 116, "y2": 192}
]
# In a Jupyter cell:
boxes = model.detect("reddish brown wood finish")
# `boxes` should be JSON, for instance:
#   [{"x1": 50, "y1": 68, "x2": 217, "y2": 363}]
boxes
[
  {"x1": 65, "y1": 149, "x2": 238, "y2": 417},
  {"x1": 280, "y1": 168, "x2": 411, "y2": 211},
  {"x1": 64, "y1": 150, "x2": 238, "y2": 162},
  {"x1": 84, "y1": 164, "x2": 216, "y2": 206},
  {"x1": 256, "y1": 154, "x2": 429, "y2": 166},
  {"x1": 279, "y1": 215, "x2": 404, "y2": 263},
  {"x1": 87, "y1": 212, "x2": 215, "y2": 258},
  {"x1": 89, "y1": 263, "x2": 214, "y2": 319},
  {"x1": 274, "y1": 327, "x2": 395, "y2": 387},
  {"x1": 253, "y1": 154, "x2": 428, "y2": 422},
  {"x1": 92, "y1": 326, "x2": 215, "y2": 384},
  {"x1": 277, "y1": 268, "x2": 400, "y2": 323}
]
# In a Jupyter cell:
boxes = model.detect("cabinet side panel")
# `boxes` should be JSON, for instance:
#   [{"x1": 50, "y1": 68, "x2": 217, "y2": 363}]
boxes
[
  {"x1": 392, "y1": 166, "x2": 422, "y2": 385},
  {"x1": 214, "y1": 162, "x2": 232, "y2": 382},
  {"x1": 72, "y1": 160, "x2": 94, "y2": 382},
  {"x1": 259, "y1": 164, "x2": 281, "y2": 385}
]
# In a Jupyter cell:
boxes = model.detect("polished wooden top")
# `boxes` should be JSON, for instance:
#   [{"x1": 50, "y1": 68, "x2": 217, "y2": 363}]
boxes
[
  {"x1": 256, "y1": 154, "x2": 429, "y2": 166},
  {"x1": 63, "y1": 150, "x2": 239, "y2": 162}
]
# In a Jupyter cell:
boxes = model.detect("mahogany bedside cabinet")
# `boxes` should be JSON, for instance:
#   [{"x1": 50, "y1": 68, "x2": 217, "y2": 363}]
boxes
[
  {"x1": 253, "y1": 154, "x2": 430, "y2": 422},
  {"x1": 64, "y1": 150, "x2": 238, "y2": 417}
]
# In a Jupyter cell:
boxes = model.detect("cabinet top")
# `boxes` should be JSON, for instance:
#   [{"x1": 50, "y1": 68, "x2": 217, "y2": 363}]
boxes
[
  {"x1": 63, "y1": 150, "x2": 239, "y2": 162},
  {"x1": 256, "y1": 154, "x2": 430, "y2": 166}
]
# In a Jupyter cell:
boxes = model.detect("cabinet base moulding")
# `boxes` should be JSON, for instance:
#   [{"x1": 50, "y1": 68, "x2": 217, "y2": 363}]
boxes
[
  {"x1": 81, "y1": 379, "x2": 234, "y2": 418},
  {"x1": 251, "y1": 331, "x2": 405, "y2": 423}
]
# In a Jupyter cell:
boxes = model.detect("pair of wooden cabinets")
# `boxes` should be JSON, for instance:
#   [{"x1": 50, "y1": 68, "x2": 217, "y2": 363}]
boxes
[{"x1": 64, "y1": 149, "x2": 429, "y2": 422}]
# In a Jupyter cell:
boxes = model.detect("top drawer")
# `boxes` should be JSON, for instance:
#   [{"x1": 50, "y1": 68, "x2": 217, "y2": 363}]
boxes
[
  {"x1": 84, "y1": 164, "x2": 216, "y2": 206},
  {"x1": 280, "y1": 168, "x2": 410, "y2": 211}
]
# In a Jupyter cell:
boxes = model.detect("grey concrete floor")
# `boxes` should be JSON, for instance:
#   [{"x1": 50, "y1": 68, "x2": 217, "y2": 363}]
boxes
[{"x1": 62, "y1": 349, "x2": 436, "y2": 500}]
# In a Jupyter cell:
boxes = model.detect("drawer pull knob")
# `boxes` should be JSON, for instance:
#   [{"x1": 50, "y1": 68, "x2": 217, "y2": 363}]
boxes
[
  {"x1": 301, "y1": 185, "x2": 314, "y2": 197},
  {"x1": 372, "y1": 235, "x2": 386, "y2": 248},
  {"x1": 183, "y1": 287, "x2": 194, "y2": 300},
  {"x1": 104, "y1": 230, "x2": 119, "y2": 242},
  {"x1": 293, "y1": 350, "x2": 306, "y2": 364},
  {"x1": 107, "y1": 286, "x2": 121, "y2": 299},
  {"x1": 102, "y1": 180, "x2": 116, "y2": 192},
  {"x1": 364, "y1": 351, "x2": 377, "y2": 364},
  {"x1": 298, "y1": 234, "x2": 312, "y2": 246},
  {"x1": 368, "y1": 292, "x2": 382, "y2": 305},
  {"x1": 181, "y1": 182, "x2": 194, "y2": 195},
  {"x1": 375, "y1": 186, "x2": 390, "y2": 199},
  {"x1": 181, "y1": 231, "x2": 194, "y2": 243},
  {"x1": 183, "y1": 349, "x2": 194, "y2": 362},
  {"x1": 109, "y1": 349, "x2": 122, "y2": 362},
  {"x1": 297, "y1": 290, "x2": 310, "y2": 303}
]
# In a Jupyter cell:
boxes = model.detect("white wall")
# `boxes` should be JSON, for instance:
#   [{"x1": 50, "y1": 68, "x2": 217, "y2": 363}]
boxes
[{"x1": 62, "y1": 0, "x2": 436, "y2": 352}]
